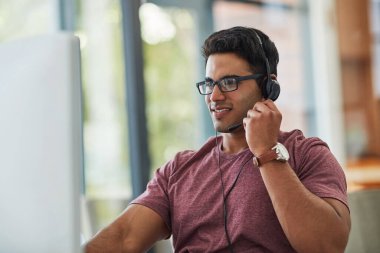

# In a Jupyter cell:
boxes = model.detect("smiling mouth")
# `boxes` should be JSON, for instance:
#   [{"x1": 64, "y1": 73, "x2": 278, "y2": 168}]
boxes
[
  {"x1": 210, "y1": 107, "x2": 232, "y2": 120},
  {"x1": 209, "y1": 102, "x2": 233, "y2": 120},
  {"x1": 214, "y1": 108, "x2": 230, "y2": 113}
]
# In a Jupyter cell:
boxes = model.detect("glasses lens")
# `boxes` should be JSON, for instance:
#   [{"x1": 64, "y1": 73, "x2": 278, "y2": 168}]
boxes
[
  {"x1": 219, "y1": 78, "x2": 237, "y2": 92},
  {"x1": 198, "y1": 81, "x2": 212, "y2": 94}
]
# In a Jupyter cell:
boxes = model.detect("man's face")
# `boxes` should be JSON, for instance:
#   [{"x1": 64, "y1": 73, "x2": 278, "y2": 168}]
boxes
[{"x1": 205, "y1": 53, "x2": 263, "y2": 133}]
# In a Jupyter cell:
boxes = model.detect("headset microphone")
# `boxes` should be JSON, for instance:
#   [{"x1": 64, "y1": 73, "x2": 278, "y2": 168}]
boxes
[{"x1": 227, "y1": 122, "x2": 242, "y2": 132}]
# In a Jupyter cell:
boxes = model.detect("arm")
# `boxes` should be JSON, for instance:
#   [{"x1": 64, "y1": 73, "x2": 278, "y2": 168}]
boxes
[
  {"x1": 243, "y1": 100, "x2": 350, "y2": 253},
  {"x1": 85, "y1": 204, "x2": 170, "y2": 253},
  {"x1": 259, "y1": 161, "x2": 350, "y2": 253}
]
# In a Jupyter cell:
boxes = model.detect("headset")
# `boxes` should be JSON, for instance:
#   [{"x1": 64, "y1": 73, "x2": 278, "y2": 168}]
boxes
[{"x1": 253, "y1": 31, "x2": 281, "y2": 101}]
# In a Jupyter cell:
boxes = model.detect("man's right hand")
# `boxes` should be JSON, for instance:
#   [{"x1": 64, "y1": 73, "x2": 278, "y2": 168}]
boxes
[{"x1": 243, "y1": 99, "x2": 282, "y2": 156}]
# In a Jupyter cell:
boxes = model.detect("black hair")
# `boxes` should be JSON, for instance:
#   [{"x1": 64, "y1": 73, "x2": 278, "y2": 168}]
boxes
[{"x1": 202, "y1": 26, "x2": 279, "y2": 76}]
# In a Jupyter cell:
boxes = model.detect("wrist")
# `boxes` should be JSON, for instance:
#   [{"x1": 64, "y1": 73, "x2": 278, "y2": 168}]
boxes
[
  {"x1": 252, "y1": 143, "x2": 277, "y2": 157},
  {"x1": 253, "y1": 142, "x2": 289, "y2": 167}
]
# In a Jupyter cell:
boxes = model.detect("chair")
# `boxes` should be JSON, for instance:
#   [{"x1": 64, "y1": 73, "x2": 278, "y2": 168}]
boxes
[{"x1": 345, "y1": 189, "x2": 380, "y2": 253}]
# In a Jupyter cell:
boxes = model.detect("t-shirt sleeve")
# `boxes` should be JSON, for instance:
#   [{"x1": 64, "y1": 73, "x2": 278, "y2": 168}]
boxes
[
  {"x1": 130, "y1": 160, "x2": 173, "y2": 233},
  {"x1": 291, "y1": 136, "x2": 349, "y2": 210}
]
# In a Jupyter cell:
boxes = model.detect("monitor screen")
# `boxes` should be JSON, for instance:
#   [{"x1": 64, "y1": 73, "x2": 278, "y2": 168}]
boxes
[{"x1": 0, "y1": 33, "x2": 83, "y2": 253}]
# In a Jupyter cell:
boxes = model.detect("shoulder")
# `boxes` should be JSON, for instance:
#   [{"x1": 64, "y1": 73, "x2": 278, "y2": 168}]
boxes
[
  {"x1": 279, "y1": 129, "x2": 329, "y2": 153},
  {"x1": 279, "y1": 129, "x2": 335, "y2": 170},
  {"x1": 172, "y1": 136, "x2": 217, "y2": 163},
  {"x1": 279, "y1": 129, "x2": 327, "y2": 145},
  {"x1": 161, "y1": 136, "x2": 218, "y2": 177}
]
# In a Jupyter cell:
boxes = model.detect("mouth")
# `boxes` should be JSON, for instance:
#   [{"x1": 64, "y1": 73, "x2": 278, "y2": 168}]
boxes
[
  {"x1": 213, "y1": 108, "x2": 230, "y2": 113},
  {"x1": 210, "y1": 104, "x2": 232, "y2": 119}
]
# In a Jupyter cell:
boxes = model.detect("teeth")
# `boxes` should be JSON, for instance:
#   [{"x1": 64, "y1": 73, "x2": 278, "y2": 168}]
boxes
[{"x1": 215, "y1": 109, "x2": 229, "y2": 112}]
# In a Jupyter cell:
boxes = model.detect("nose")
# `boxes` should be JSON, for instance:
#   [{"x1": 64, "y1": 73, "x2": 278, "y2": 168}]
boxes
[{"x1": 208, "y1": 84, "x2": 225, "y2": 102}]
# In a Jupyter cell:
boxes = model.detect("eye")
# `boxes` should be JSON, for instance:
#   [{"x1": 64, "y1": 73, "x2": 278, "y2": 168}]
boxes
[
  {"x1": 220, "y1": 78, "x2": 236, "y2": 87},
  {"x1": 203, "y1": 80, "x2": 214, "y2": 93},
  {"x1": 204, "y1": 80, "x2": 214, "y2": 87}
]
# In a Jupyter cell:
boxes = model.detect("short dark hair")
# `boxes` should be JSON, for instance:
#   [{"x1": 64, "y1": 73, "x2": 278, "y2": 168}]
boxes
[{"x1": 201, "y1": 26, "x2": 279, "y2": 76}]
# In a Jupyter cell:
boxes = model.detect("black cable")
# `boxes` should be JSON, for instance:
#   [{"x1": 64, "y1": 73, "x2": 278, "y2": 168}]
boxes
[
  {"x1": 215, "y1": 132, "x2": 253, "y2": 253},
  {"x1": 215, "y1": 134, "x2": 234, "y2": 253}
]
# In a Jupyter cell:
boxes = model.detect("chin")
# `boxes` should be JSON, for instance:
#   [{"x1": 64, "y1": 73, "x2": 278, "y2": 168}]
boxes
[{"x1": 214, "y1": 124, "x2": 229, "y2": 133}]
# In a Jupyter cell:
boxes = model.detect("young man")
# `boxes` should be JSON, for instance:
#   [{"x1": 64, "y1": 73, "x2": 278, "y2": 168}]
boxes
[{"x1": 85, "y1": 26, "x2": 350, "y2": 253}]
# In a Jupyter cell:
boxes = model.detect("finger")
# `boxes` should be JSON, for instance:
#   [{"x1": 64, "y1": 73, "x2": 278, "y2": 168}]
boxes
[
  {"x1": 253, "y1": 101, "x2": 271, "y2": 113},
  {"x1": 243, "y1": 117, "x2": 248, "y2": 129},
  {"x1": 255, "y1": 99, "x2": 279, "y2": 112},
  {"x1": 246, "y1": 108, "x2": 261, "y2": 118},
  {"x1": 262, "y1": 99, "x2": 278, "y2": 111}
]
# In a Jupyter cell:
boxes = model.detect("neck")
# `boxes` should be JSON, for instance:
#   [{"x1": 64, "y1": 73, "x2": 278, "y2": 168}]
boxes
[{"x1": 221, "y1": 131, "x2": 248, "y2": 154}]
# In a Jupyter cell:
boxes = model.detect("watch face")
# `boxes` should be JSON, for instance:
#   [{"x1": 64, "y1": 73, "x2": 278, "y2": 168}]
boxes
[{"x1": 275, "y1": 143, "x2": 289, "y2": 161}]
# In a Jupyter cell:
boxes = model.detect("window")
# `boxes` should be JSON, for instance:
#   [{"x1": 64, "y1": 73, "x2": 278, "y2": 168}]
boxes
[
  {"x1": 0, "y1": 1, "x2": 56, "y2": 42},
  {"x1": 75, "y1": 0, "x2": 130, "y2": 232},
  {"x1": 140, "y1": 3, "x2": 199, "y2": 172}
]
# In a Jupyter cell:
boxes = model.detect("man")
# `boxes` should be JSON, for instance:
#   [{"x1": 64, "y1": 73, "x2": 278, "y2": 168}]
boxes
[{"x1": 85, "y1": 26, "x2": 350, "y2": 253}]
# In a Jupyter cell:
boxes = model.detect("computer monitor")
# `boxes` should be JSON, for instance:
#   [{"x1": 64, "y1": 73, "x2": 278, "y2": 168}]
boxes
[{"x1": 0, "y1": 33, "x2": 83, "y2": 253}]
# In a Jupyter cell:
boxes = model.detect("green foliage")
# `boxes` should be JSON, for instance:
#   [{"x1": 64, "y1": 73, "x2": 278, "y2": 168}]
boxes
[{"x1": 143, "y1": 8, "x2": 199, "y2": 172}]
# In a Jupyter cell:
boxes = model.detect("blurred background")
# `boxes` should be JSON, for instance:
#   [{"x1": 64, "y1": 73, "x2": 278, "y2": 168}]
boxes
[{"x1": 1, "y1": 0, "x2": 379, "y2": 252}]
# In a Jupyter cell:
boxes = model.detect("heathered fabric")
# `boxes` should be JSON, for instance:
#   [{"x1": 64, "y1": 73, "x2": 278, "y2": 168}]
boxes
[{"x1": 131, "y1": 129, "x2": 348, "y2": 252}]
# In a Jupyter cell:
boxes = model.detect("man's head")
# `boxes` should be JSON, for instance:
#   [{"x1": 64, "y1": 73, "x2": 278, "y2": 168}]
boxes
[
  {"x1": 202, "y1": 26, "x2": 279, "y2": 78},
  {"x1": 199, "y1": 27, "x2": 280, "y2": 133}
]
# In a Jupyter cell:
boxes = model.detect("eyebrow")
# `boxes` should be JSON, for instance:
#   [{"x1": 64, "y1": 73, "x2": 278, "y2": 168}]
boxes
[{"x1": 204, "y1": 74, "x2": 240, "y2": 82}]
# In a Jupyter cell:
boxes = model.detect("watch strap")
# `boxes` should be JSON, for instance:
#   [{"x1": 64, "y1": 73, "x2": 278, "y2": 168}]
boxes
[{"x1": 253, "y1": 148, "x2": 278, "y2": 167}]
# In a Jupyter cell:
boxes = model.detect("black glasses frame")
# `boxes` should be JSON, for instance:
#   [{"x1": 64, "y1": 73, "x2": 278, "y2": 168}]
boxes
[{"x1": 196, "y1": 73, "x2": 264, "y2": 95}]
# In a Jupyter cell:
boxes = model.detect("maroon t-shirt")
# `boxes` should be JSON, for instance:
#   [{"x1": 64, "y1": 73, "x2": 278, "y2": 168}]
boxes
[{"x1": 132, "y1": 130, "x2": 348, "y2": 252}]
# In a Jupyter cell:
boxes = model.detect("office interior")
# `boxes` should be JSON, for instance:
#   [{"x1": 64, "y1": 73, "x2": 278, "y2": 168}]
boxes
[{"x1": 1, "y1": 0, "x2": 379, "y2": 252}]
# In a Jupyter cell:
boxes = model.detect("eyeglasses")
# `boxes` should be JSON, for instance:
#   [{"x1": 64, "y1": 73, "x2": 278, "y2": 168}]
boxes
[{"x1": 196, "y1": 74, "x2": 264, "y2": 95}]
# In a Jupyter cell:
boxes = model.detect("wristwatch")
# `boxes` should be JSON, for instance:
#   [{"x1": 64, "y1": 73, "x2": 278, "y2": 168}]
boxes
[{"x1": 253, "y1": 142, "x2": 289, "y2": 167}]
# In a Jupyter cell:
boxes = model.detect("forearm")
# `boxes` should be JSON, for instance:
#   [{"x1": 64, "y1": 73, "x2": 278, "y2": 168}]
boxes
[
  {"x1": 84, "y1": 204, "x2": 169, "y2": 253},
  {"x1": 259, "y1": 161, "x2": 350, "y2": 253},
  {"x1": 84, "y1": 224, "x2": 125, "y2": 253},
  {"x1": 84, "y1": 223, "x2": 147, "y2": 253}
]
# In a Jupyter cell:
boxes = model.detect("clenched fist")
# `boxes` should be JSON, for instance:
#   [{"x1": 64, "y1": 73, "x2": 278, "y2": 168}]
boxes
[{"x1": 243, "y1": 100, "x2": 282, "y2": 156}]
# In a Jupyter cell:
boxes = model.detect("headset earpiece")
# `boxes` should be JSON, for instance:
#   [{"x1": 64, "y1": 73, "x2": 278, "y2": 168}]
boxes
[{"x1": 265, "y1": 78, "x2": 280, "y2": 101}]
